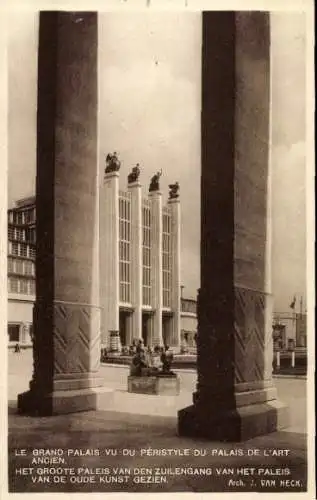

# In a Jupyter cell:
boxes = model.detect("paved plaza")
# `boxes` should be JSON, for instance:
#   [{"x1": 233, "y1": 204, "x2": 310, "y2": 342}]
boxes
[{"x1": 7, "y1": 350, "x2": 307, "y2": 493}]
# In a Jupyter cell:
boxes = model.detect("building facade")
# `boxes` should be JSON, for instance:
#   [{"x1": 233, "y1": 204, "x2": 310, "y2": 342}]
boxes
[
  {"x1": 7, "y1": 196, "x2": 36, "y2": 347},
  {"x1": 273, "y1": 311, "x2": 307, "y2": 349},
  {"x1": 8, "y1": 183, "x2": 196, "y2": 351},
  {"x1": 100, "y1": 163, "x2": 182, "y2": 350}
]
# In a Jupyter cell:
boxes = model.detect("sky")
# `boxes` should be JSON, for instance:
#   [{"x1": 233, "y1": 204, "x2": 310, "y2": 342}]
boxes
[{"x1": 7, "y1": 11, "x2": 307, "y2": 310}]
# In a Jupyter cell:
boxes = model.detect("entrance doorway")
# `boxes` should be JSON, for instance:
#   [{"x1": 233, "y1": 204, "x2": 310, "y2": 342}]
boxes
[
  {"x1": 142, "y1": 313, "x2": 152, "y2": 347},
  {"x1": 162, "y1": 314, "x2": 172, "y2": 347},
  {"x1": 119, "y1": 310, "x2": 130, "y2": 347}
]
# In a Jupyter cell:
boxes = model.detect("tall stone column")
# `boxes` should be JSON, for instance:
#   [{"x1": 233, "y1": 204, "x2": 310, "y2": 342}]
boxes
[
  {"x1": 18, "y1": 12, "x2": 104, "y2": 415},
  {"x1": 128, "y1": 180, "x2": 143, "y2": 343},
  {"x1": 100, "y1": 171, "x2": 120, "y2": 347},
  {"x1": 178, "y1": 12, "x2": 288, "y2": 441},
  {"x1": 168, "y1": 197, "x2": 181, "y2": 350},
  {"x1": 149, "y1": 190, "x2": 163, "y2": 347}
]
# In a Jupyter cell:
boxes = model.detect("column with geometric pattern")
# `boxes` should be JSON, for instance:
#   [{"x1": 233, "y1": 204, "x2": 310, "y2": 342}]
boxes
[
  {"x1": 18, "y1": 11, "x2": 106, "y2": 415},
  {"x1": 178, "y1": 11, "x2": 289, "y2": 440}
]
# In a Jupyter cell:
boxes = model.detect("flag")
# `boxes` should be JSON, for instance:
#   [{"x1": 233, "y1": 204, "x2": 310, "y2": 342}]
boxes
[{"x1": 289, "y1": 296, "x2": 296, "y2": 310}]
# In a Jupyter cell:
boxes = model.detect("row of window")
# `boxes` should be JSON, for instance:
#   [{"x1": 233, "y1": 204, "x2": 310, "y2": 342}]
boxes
[
  {"x1": 119, "y1": 261, "x2": 131, "y2": 285},
  {"x1": 8, "y1": 207, "x2": 36, "y2": 226},
  {"x1": 8, "y1": 323, "x2": 34, "y2": 343},
  {"x1": 142, "y1": 206, "x2": 151, "y2": 229},
  {"x1": 163, "y1": 290, "x2": 171, "y2": 308},
  {"x1": 162, "y1": 213, "x2": 172, "y2": 234},
  {"x1": 119, "y1": 240, "x2": 130, "y2": 263},
  {"x1": 142, "y1": 285, "x2": 151, "y2": 306},
  {"x1": 119, "y1": 282, "x2": 131, "y2": 304},
  {"x1": 8, "y1": 226, "x2": 36, "y2": 243},
  {"x1": 8, "y1": 257, "x2": 35, "y2": 276},
  {"x1": 142, "y1": 226, "x2": 151, "y2": 248},
  {"x1": 8, "y1": 277, "x2": 35, "y2": 295},
  {"x1": 142, "y1": 267, "x2": 151, "y2": 287},
  {"x1": 8, "y1": 242, "x2": 36, "y2": 259},
  {"x1": 142, "y1": 247, "x2": 151, "y2": 268},
  {"x1": 119, "y1": 197, "x2": 131, "y2": 221},
  {"x1": 119, "y1": 219, "x2": 131, "y2": 242}
]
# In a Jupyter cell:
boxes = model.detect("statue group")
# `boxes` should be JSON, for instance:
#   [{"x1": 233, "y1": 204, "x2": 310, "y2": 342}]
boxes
[
  {"x1": 105, "y1": 152, "x2": 121, "y2": 173},
  {"x1": 130, "y1": 341, "x2": 175, "y2": 377},
  {"x1": 127, "y1": 164, "x2": 141, "y2": 184},
  {"x1": 149, "y1": 169, "x2": 162, "y2": 193},
  {"x1": 168, "y1": 182, "x2": 180, "y2": 199}
]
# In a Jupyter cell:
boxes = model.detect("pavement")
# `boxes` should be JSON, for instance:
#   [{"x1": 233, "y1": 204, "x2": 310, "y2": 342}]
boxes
[{"x1": 7, "y1": 350, "x2": 308, "y2": 493}]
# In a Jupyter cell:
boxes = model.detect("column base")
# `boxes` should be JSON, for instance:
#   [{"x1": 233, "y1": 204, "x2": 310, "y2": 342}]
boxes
[
  {"x1": 178, "y1": 399, "x2": 289, "y2": 442},
  {"x1": 17, "y1": 385, "x2": 112, "y2": 416}
]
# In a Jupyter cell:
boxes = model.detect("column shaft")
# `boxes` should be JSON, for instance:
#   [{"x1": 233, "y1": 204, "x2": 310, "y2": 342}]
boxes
[
  {"x1": 100, "y1": 172, "x2": 120, "y2": 347},
  {"x1": 168, "y1": 199, "x2": 181, "y2": 350},
  {"x1": 149, "y1": 192, "x2": 163, "y2": 347},
  {"x1": 128, "y1": 182, "x2": 143, "y2": 343},
  {"x1": 178, "y1": 11, "x2": 288, "y2": 441},
  {"x1": 18, "y1": 12, "x2": 104, "y2": 415}
]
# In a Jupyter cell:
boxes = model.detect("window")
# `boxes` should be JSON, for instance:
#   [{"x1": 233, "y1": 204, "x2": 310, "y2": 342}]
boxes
[
  {"x1": 20, "y1": 244, "x2": 27, "y2": 257},
  {"x1": 9, "y1": 277, "x2": 19, "y2": 293},
  {"x1": 8, "y1": 324, "x2": 20, "y2": 342},
  {"x1": 20, "y1": 280, "x2": 28, "y2": 294},
  {"x1": 29, "y1": 247, "x2": 36, "y2": 259},
  {"x1": 142, "y1": 204, "x2": 152, "y2": 306},
  {"x1": 24, "y1": 261, "x2": 35, "y2": 276},
  {"x1": 15, "y1": 260, "x2": 23, "y2": 274},
  {"x1": 8, "y1": 258, "x2": 14, "y2": 273},
  {"x1": 15, "y1": 228, "x2": 25, "y2": 241},
  {"x1": 119, "y1": 194, "x2": 131, "y2": 303},
  {"x1": 16, "y1": 212, "x2": 23, "y2": 225},
  {"x1": 8, "y1": 226, "x2": 14, "y2": 240},
  {"x1": 162, "y1": 210, "x2": 171, "y2": 308},
  {"x1": 11, "y1": 242, "x2": 19, "y2": 256}
]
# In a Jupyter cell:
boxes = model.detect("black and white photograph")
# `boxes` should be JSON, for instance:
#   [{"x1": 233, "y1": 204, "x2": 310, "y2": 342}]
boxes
[{"x1": 0, "y1": 1, "x2": 314, "y2": 496}]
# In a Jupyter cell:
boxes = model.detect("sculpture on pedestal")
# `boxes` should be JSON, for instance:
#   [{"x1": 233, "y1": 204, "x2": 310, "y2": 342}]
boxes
[
  {"x1": 168, "y1": 182, "x2": 180, "y2": 200},
  {"x1": 127, "y1": 164, "x2": 141, "y2": 184},
  {"x1": 149, "y1": 169, "x2": 162, "y2": 192},
  {"x1": 105, "y1": 152, "x2": 121, "y2": 173}
]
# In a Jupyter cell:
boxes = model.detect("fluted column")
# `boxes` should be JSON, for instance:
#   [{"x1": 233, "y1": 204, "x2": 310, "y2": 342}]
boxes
[
  {"x1": 168, "y1": 197, "x2": 181, "y2": 350},
  {"x1": 178, "y1": 11, "x2": 288, "y2": 441},
  {"x1": 18, "y1": 12, "x2": 104, "y2": 415},
  {"x1": 128, "y1": 181, "x2": 143, "y2": 343},
  {"x1": 100, "y1": 171, "x2": 120, "y2": 347},
  {"x1": 149, "y1": 191, "x2": 163, "y2": 347}
]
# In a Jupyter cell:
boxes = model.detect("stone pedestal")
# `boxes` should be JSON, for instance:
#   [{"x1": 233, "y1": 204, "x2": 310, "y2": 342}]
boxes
[
  {"x1": 18, "y1": 12, "x2": 105, "y2": 416},
  {"x1": 178, "y1": 12, "x2": 288, "y2": 441},
  {"x1": 128, "y1": 375, "x2": 180, "y2": 396}
]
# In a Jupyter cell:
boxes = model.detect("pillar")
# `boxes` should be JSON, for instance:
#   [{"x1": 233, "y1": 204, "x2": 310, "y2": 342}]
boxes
[
  {"x1": 276, "y1": 351, "x2": 280, "y2": 368},
  {"x1": 100, "y1": 171, "x2": 120, "y2": 347},
  {"x1": 18, "y1": 12, "x2": 104, "y2": 415},
  {"x1": 291, "y1": 350, "x2": 295, "y2": 368},
  {"x1": 178, "y1": 12, "x2": 288, "y2": 441},
  {"x1": 128, "y1": 181, "x2": 142, "y2": 343},
  {"x1": 149, "y1": 191, "x2": 163, "y2": 347},
  {"x1": 168, "y1": 197, "x2": 181, "y2": 350}
]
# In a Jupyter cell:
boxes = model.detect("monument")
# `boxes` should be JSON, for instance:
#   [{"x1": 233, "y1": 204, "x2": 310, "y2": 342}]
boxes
[{"x1": 128, "y1": 345, "x2": 180, "y2": 395}]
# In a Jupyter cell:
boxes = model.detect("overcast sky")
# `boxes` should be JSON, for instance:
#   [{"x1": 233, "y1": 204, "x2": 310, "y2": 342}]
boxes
[{"x1": 7, "y1": 11, "x2": 307, "y2": 310}]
